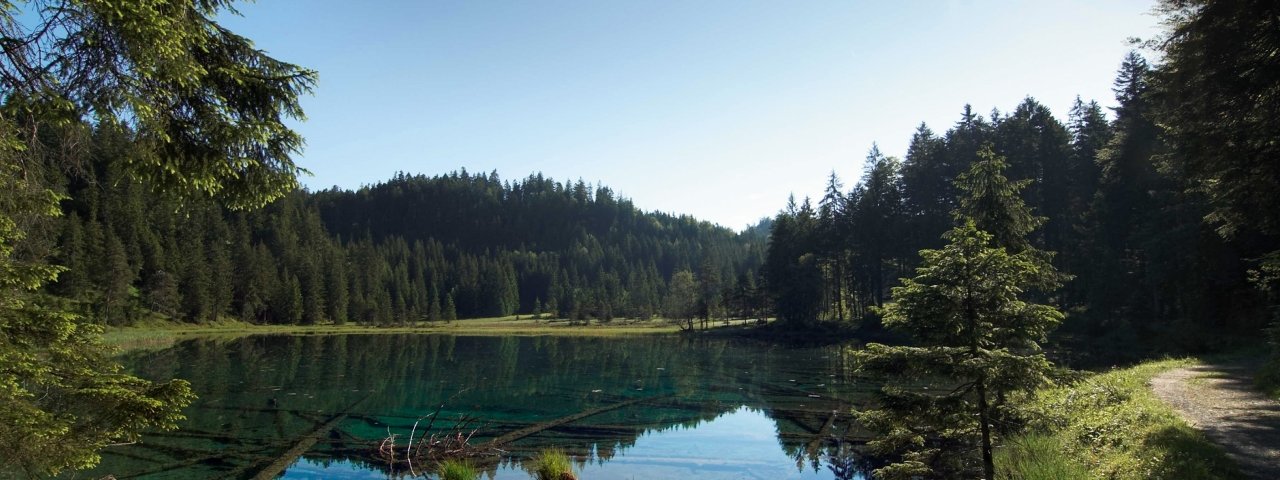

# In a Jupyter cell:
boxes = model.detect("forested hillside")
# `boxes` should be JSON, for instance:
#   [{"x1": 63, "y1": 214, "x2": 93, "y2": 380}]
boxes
[
  {"x1": 764, "y1": 51, "x2": 1273, "y2": 356},
  {"x1": 51, "y1": 133, "x2": 766, "y2": 326}
]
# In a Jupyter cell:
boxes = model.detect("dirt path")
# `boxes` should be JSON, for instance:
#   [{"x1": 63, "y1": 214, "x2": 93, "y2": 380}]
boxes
[{"x1": 1150, "y1": 362, "x2": 1280, "y2": 479}]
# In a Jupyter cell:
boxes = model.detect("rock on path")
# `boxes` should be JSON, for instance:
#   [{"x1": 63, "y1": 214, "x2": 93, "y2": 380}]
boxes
[{"x1": 1149, "y1": 362, "x2": 1280, "y2": 480}]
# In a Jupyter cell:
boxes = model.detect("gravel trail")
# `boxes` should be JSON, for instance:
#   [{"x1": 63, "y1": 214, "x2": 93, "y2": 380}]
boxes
[{"x1": 1149, "y1": 361, "x2": 1280, "y2": 479}]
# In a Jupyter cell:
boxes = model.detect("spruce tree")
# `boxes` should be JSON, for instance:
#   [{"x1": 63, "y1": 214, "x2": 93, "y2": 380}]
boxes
[
  {"x1": 855, "y1": 222, "x2": 1063, "y2": 479},
  {"x1": 0, "y1": 0, "x2": 318, "y2": 466},
  {"x1": 52, "y1": 213, "x2": 89, "y2": 298},
  {"x1": 100, "y1": 231, "x2": 136, "y2": 325},
  {"x1": 142, "y1": 269, "x2": 181, "y2": 318},
  {"x1": 443, "y1": 291, "x2": 458, "y2": 322},
  {"x1": 954, "y1": 145, "x2": 1045, "y2": 255},
  {"x1": 856, "y1": 155, "x2": 1065, "y2": 480}
]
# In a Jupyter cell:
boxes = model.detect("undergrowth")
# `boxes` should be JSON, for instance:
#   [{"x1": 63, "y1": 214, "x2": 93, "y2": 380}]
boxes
[
  {"x1": 998, "y1": 359, "x2": 1239, "y2": 479},
  {"x1": 527, "y1": 448, "x2": 576, "y2": 480},
  {"x1": 436, "y1": 459, "x2": 479, "y2": 480}
]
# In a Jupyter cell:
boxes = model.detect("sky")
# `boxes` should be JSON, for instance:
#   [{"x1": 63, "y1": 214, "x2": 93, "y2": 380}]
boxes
[{"x1": 218, "y1": 1, "x2": 1163, "y2": 230}]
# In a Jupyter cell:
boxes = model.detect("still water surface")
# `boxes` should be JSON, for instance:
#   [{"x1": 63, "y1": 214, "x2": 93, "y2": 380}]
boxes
[{"x1": 91, "y1": 334, "x2": 873, "y2": 479}]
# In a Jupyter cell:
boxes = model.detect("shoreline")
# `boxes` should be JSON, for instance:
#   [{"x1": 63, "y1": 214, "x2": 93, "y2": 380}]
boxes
[{"x1": 102, "y1": 316, "x2": 767, "y2": 353}]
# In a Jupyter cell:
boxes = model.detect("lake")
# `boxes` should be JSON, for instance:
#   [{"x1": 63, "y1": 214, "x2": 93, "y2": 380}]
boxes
[{"x1": 88, "y1": 334, "x2": 876, "y2": 479}]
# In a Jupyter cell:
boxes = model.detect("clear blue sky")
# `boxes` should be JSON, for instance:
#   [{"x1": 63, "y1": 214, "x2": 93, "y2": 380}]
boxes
[{"x1": 219, "y1": 1, "x2": 1161, "y2": 230}]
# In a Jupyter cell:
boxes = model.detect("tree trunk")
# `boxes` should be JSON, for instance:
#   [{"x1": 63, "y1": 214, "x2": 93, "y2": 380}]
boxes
[{"x1": 977, "y1": 376, "x2": 994, "y2": 480}]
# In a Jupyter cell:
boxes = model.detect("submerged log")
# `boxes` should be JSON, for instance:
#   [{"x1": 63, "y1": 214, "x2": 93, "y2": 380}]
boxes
[
  {"x1": 234, "y1": 394, "x2": 372, "y2": 480},
  {"x1": 485, "y1": 394, "x2": 670, "y2": 447},
  {"x1": 806, "y1": 410, "x2": 840, "y2": 454}
]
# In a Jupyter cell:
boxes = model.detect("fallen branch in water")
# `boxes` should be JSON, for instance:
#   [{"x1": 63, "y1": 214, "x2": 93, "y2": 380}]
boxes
[{"x1": 375, "y1": 394, "x2": 503, "y2": 477}]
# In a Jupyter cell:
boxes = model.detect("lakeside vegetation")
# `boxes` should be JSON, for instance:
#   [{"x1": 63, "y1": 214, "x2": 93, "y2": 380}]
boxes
[
  {"x1": 1000, "y1": 358, "x2": 1238, "y2": 479},
  {"x1": 101, "y1": 315, "x2": 764, "y2": 353}
]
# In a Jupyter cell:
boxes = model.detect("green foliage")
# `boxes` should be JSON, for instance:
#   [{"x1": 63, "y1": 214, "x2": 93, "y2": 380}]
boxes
[
  {"x1": 855, "y1": 222, "x2": 1063, "y2": 479},
  {"x1": 0, "y1": 125, "x2": 196, "y2": 476},
  {"x1": 764, "y1": 198, "x2": 824, "y2": 325},
  {"x1": 1150, "y1": 0, "x2": 1280, "y2": 400},
  {"x1": 1151, "y1": 0, "x2": 1280, "y2": 240},
  {"x1": 664, "y1": 269, "x2": 698, "y2": 328},
  {"x1": 954, "y1": 145, "x2": 1043, "y2": 253},
  {"x1": 49, "y1": 162, "x2": 765, "y2": 327},
  {"x1": 527, "y1": 448, "x2": 576, "y2": 480},
  {"x1": 993, "y1": 433, "x2": 1091, "y2": 480},
  {"x1": 0, "y1": 0, "x2": 316, "y2": 209},
  {"x1": 1009, "y1": 359, "x2": 1239, "y2": 479},
  {"x1": 0, "y1": 0, "x2": 314, "y2": 474},
  {"x1": 765, "y1": 53, "x2": 1269, "y2": 356},
  {"x1": 762, "y1": 147, "x2": 913, "y2": 328},
  {"x1": 436, "y1": 459, "x2": 480, "y2": 480}
]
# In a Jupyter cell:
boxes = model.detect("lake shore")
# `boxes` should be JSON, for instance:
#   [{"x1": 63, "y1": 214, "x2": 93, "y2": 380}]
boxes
[{"x1": 103, "y1": 316, "x2": 766, "y2": 353}]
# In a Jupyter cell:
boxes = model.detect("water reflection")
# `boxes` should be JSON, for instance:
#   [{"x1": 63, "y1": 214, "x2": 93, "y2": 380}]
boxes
[{"x1": 88, "y1": 334, "x2": 876, "y2": 479}]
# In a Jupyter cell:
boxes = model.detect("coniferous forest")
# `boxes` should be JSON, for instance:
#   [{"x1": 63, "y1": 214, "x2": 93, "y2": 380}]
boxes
[
  {"x1": 763, "y1": 52, "x2": 1271, "y2": 360},
  {"x1": 51, "y1": 133, "x2": 768, "y2": 326}
]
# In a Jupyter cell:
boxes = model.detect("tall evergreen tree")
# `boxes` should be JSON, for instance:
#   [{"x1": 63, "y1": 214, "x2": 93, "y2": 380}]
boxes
[
  {"x1": 854, "y1": 222, "x2": 1063, "y2": 479},
  {"x1": 1150, "y1": 0, "x2": 1280, "y2": 354},
  {"x1": 0, "y1": 0, "x2": 315, "y2": 472},
  {"x1": 850, "y1": 147, "x2": 907, "y2": 309},
  {"x1": 98, "y1": 230, "x2": 135, "y2": 326},
  {"x1": 901, "y1": 123, "x2": 953, "y2": 251},
  {"x1": 954, "y1": 145, "x2": 1044, "y2": 253}
]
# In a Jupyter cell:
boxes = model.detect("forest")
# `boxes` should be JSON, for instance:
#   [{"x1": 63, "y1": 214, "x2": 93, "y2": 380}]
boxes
[
  {"x1": 763, "y1": 52, "x2": 1272, "y2": 360},
  {"x1": 50, "y1": 136, "x2": 767, "y2": 326}
]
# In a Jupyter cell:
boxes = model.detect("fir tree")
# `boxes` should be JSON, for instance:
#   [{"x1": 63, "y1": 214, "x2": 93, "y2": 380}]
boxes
[
  {"x1": 443, "y1": 291, "x2": 458, "y2": 322},
  {"x1": 854, "y1": 222, "x2": 1063, "y2": 479}
]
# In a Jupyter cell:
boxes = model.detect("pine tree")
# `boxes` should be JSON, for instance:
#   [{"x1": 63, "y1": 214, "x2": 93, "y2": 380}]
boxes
[
  {"x1": 1150, "y1": 0, "x2": 1280, "y2": 357},
  {"x1": 142, "y1": 269, "x2": 181, "y2": 318},
  {"x1": 992, "y1": 97, "x2": 1072, "y2": 251},
  {"x1": 764, "y1": 201, "x2": 823, "y2": 326},
  {"x1": 901, "y1": 123, "x2": 953, "y2": 251},
  {"x1": 851, "y1": 147, "x2": 908, "y2": 309},
  {"x1": 665, "y1": 270, "x2": 698, "y2": 330},
  {"x1": 855, "y1": 222, "x2": 1063, "y2": 480},
  {"x1": 545, "y1": 296, "x2": 559, "y2": 319},
  {"x1": 52, "y1": 213, "x2": 90, "y2": 298},
  {"x1": 443, "y1": 291, "x2": 458, "y2": 322},
  {"x1": 857, "y1": 149, "x2": 1065, "y2": 479},
  {"x1": 98, "y1": 229, "x2": 136, "y2": 325},
  {"x1": 954, "y1": 145, "x2": 1043, "y2": 253},
  {"x1": 428, "y1": 288, "x2": 442, "y2": 321},
  {"x1": 325, "y1": 248, "x2": 349, "y2": 325}
]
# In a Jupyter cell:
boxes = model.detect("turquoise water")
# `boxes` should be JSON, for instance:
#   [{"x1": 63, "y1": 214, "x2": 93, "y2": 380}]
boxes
[{"x1": 89, "y1": 334, "x2": 873, "y2": 479}]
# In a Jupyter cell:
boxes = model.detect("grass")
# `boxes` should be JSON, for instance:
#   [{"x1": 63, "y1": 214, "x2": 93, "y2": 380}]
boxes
[
  {"x1": 997, "y1": 358, "x2": 1239, "y2": 479},
  {"x1": 435, "y1": 459, "x2": 479, "y2": 480},
  {"x1": 101, "y1": 315, "x2": 763, "y2": 353},
  {"x1": 1257, "y1": 357, "x2": 1280, "y2": 400},
  {"x1": 527, "y1": 448, "x2": 576, "y2": 480},
  {"x1": 994, "y1": 433, "x2": 1090, "y2": 480}
]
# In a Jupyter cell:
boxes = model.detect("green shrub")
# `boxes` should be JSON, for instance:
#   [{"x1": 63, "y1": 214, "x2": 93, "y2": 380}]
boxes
[
  {"x1": 1258, "y1": 357, "x2": 1280, "y2": 400},
  {"x1": 527, "y1": 448, "x2": 576, "y2": 480},
  {"x1": 436, "y1": 459, "x2": 479, "y2": 480}
]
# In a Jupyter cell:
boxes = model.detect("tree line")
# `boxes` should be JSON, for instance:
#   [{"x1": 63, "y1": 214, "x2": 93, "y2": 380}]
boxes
[
  {"x1": 772, "y1": 1, "x2": 1280, "y2": 477},
  {"x1": 48, "y1": 126, "x2": 768, "y2": 327},
  {"x1": 764, "y1": 50, "x2": 1272, "y2": 357}
]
